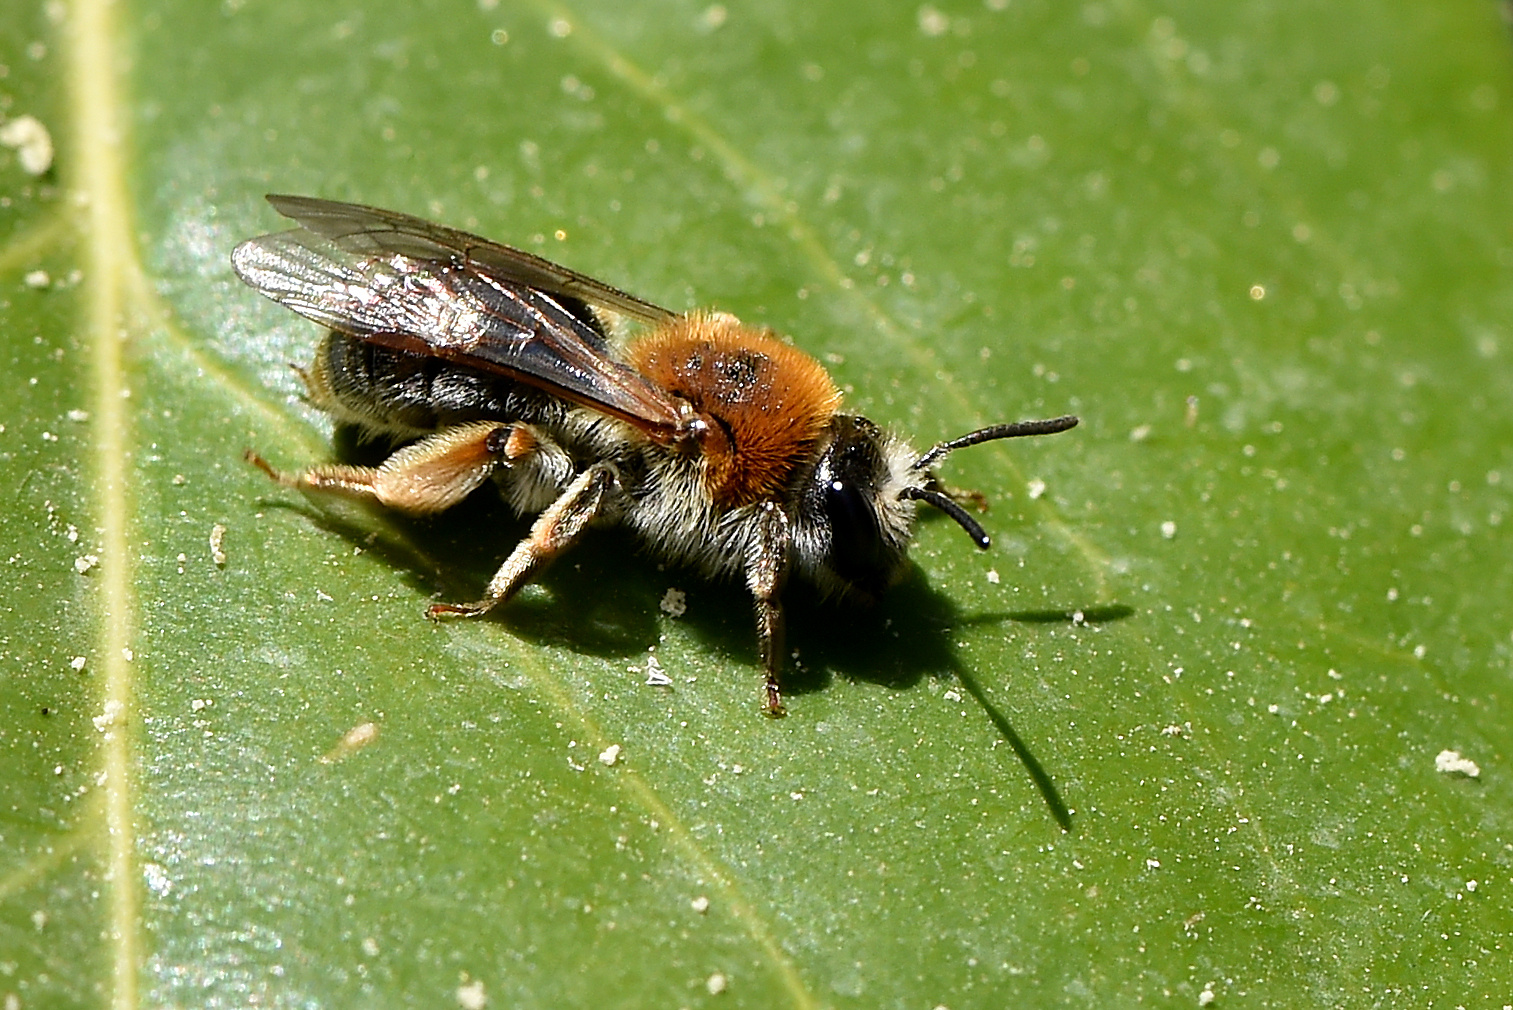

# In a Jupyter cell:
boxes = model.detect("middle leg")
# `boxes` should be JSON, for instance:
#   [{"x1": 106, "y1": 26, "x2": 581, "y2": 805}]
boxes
[{"x1": 428, "y1": 461, "x2": 619, "y2": 620}]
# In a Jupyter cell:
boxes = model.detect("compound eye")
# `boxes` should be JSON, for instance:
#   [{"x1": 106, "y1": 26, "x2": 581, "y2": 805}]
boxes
[
  {"x1": 825, "y1": 477, "x2": 874, "y2": 540},
  {"x1": 823, "y1": 476, "x2": 887, "y2": 587}
]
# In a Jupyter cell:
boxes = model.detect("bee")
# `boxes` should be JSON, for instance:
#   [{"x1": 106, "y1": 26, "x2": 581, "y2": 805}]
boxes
[{"x1": 232, "y1": 195, "x2": 1077, "y2": 716}]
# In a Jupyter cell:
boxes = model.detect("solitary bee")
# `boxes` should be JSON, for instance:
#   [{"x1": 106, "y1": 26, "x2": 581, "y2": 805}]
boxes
[{"x1": 232, "y1": 196, "x2": 1077, "y2": 716}]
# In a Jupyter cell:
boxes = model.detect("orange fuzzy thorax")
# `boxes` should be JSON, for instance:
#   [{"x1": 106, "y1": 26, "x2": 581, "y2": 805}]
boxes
[{"x1": 627, "y1": 313, "x2": 842, "y2": 507}]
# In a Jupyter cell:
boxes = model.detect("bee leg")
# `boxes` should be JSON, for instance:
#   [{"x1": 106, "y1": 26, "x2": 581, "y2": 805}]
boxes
[
  {"x1": 923, "y1": 474, "x2": 989, "y2": 512},
  {"x1": 428, "y1": 462, "x2": 617, "y2": 621},
  {"x1": 245, "y1": 421, "x2": 515, "y2": 515},
  {"x1": 745, "y1": 503, "x2": 793, "y2": 718}
]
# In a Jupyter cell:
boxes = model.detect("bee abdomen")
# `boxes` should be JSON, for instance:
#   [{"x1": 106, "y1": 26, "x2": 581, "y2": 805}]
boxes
[{"x1": 308, "y1": 332, "x2": 567, "y2": 437}]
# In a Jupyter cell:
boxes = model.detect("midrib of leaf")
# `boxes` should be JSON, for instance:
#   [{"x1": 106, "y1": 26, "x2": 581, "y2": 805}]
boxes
[{"x1": 68, "y1": 0, "x2": 140, "y2": 1006}]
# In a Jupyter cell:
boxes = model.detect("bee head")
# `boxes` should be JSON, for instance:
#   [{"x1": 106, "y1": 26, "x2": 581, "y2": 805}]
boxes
[{"x1": 798, "y1": 413, "x2": 1079, "y2": 602}]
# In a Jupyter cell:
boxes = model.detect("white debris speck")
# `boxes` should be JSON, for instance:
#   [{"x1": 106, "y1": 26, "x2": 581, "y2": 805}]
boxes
[
  {"x1": 1026, "y1": 478, "x2": 1047, "y2": 500},
  {"x1": 121, "y1": 646, "x2": 133, "y2": 662},
  {"x1": 986, "y1": 568, "x2": 1000, "y2": 584},
  {"x1": 644, "y1": 654, "x2": 672, "y2": 686},
  {"x1": 659, "y1": 587, "x2": 686, "y2": 616},
  {"x1": 1466, "y1": 879, "x2": 1478, "y2": 892},
  {"x1": 3, "y1": 992, "x2": 17, "y2": 1010},
  {"x1": 74, "y1": 553, "x2": 99, "y2": 574},
  {"x1": 1146, "y1": 858, "x2": 1161, "y2": 869},
  {"x1": 705, "y1": 972, "x2": 728, "y2": 995},
  {"x1": 143, "y1": 862, "x2": 172, "y2": 896},
  {"x1": 321, "y1": 721, "x2": 380, "y2": 763},
  {"x1": 92, "y1": 699, "x2": 125, "y2": 732},
  {"x1": 455, "y1": 979, "x2": 487, "y2": 1010},
  {"x1": 66, "y1": 409, "x2": 89, "y2": 422},
  {"x1": 361, "y1": 936, "x2": 379, "y2": 956},
  {"x1": 1129, "y1": 423, "x2": 1152, "y2": 442},
  {"x1": 1198, "y1": 985, "x2": 1216, "y2": 1006},
  {"x1": 1, "y1": 115, "x2": 54, "y2": 175},
  {"x1": 190, "y1": 698, "x2": 211, "y2": 712},
  {"x1": 691, "y1": 895, "x2": 710, "y2": 914},
  {"x1": 1161, "y1": 724, "x2": 1184, "y2": 736},
  {"x1": 31, "y1": 910, "x2": 46, "y2": 931},
  {"x1": 1160, "y1": 520, "x2": 1177, "y2": 539},
  {"x1": 70, "y1": 655, "x2": 86, "y2": 671},
  {"x1": 209, "y1": 523, "x2": 227, "y2": 566},
  {"x1": 1434, "y1": 749, "x2": 1480, "y2": 778},
  {"x1": 598, "y1": 743, "x2": 622, "y2": 766},
  {"x1": 24, "y1": 269, "x2": 50, "y2": 288},
  {"x1": 942, "y1": 688, "x2": 962, "y2": 702}
]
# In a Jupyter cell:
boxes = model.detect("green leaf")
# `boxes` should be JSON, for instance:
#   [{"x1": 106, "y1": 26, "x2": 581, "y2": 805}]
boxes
[{"x1": 4, "y1": 0, "x2": 1510, "y2": 1005}]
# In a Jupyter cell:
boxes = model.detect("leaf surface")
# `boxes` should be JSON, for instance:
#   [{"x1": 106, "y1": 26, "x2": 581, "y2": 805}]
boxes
[{"x1": 2, "y1": 0, "x2": 1510, "y2": 1006}]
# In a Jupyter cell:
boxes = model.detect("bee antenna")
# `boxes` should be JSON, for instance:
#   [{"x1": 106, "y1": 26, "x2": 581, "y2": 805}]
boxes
[
  {"x1": 912, "y1": 415, "x2": 1079, "y2": 472},
  {"x1": 901, "y1": 486, "x2": 992, "y2": 549}
]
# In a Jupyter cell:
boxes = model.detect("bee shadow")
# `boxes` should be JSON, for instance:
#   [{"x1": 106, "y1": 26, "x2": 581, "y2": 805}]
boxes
[
  {"x1": 780, "y1": 569, "x2": 958, "y2": 695},
  {"x1": 783, "y1": 574, "x2": 1133, "y2": 832},
  {"x1": 262, "y1": 484, "x2": 1016, "y2": 696},
  {"x1": 261, "y1": 430, "x2": 1128, "y2": 829}
]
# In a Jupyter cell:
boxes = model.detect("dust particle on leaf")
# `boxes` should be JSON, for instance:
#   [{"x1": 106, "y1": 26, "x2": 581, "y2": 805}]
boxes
[
  {"x1": 659, "y1": 587, "x2": 687, "y2": 616},
  {"x1": 0, "y1": 114, "x2": 54, "y2": 175},
  {"x1": 321, "y1": 721, "x2": 380, "y2": 763},
  {"x1": 455, "y1": 979, "x2": 487, "y2": 1009},
  {"x1": 1434, "y1": 749, "x2": 1480, "y2": 778}
]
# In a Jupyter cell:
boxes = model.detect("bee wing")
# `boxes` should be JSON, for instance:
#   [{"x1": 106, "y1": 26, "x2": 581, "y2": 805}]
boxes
[
  {"x1": 264, "y1": 194, "x2": 676, "y2": 331},
  {"x1": 231, "y1": 197, "x2": 686, "y2": 437}
]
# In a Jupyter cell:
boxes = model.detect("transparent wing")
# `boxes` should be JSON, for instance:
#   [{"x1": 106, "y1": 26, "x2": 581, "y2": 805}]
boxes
[
  {"x1": 231, "y1": 197, "x2": 685, "y2": 437},
  {"x1": 264, "y1": 194, "x2": 675, "y2": 330}
]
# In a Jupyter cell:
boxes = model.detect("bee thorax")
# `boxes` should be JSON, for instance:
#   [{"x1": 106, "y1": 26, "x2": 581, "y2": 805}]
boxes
[{"x1": 628, "y1": 313, "x2": 841, "y2": 508}]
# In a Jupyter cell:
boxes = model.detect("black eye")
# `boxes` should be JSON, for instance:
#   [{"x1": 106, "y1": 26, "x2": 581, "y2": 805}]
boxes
[
  {"x1": 814, "y1": 416, "x2": 895, "y2": 595},
  {"x1": 824, "y1": 475, "x2": 882, "y2": 577}
]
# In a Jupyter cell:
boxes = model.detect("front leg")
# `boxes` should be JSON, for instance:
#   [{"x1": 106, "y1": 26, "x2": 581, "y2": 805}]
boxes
[
  {"x1": 429, "y1": 462, "x2": 618, "y2": 620},
  {"x1": 744, "y1": 502, "x2": 792, "y2": 717}
]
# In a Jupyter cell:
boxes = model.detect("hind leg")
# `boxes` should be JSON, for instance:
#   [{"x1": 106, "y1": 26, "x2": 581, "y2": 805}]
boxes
[{"x1": 247, "y1": 420, "x2": 552, "y2": 515}]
